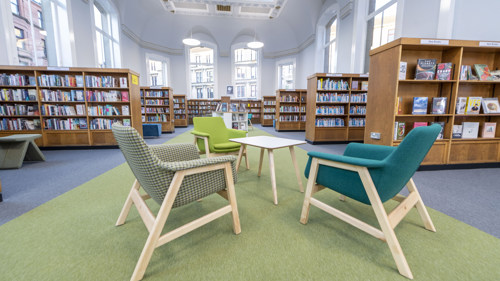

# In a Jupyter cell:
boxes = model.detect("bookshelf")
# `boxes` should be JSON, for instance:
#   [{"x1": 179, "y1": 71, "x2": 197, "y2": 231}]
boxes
[
  {"x1": 275, "y1": 89, "x2": 307, "y2": 131},
  {"x1": 173, "y1": 94, "x2": 187, "y2": 127},
  {"x1": 261, "y1": 96, "x2": 276, "y2": 126},
  {"x1": 212, "y1": 111, "x2": 248, "y2": 131},
  {"x1": 305, "y1": 74, "x2": 369, "y2": 143},
  {"x1": 365, "y1": 37, "x2": 500, "y2": 166},
  {"x1": 0, "y1": 66, "x2": 141, "y2": 147},
  {"x1": 140, "y1": 87, "x2": 174, "y2": 133},
  {"x1": 187, "y1": 99, "x2": 220, "y2": 124},
  {"x1": 231, "y1": 99, "x2": 261, "y2": 124}
]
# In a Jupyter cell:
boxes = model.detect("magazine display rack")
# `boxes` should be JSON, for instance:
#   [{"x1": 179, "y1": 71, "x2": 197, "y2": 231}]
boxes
[
  {"x1": 140, "y1": 87, "x2": 174, "y2": 132},
  {"x1": 0, "y1": 66, "x2": 141, "y2": 147},
  {"x1": 275, "y1": 89, "x2": 307, "y2": 131},
  {"x1": 306, "y1": 74, "x2": 369, "y2": 143},
  {"x1": 365, "y1": 38, "x2": 500, "y2": 165}
]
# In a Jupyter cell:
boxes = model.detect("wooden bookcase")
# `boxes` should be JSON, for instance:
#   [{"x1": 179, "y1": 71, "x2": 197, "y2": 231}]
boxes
[
  {"x1": 306, "y1": 74, "x2": 369, "y2": 143},
  {"x1": 187, "y1": 99, "x2": 220, "y2": 124},
  {"x1": 275, "y1": 89, "x2": 307, "y2": 131},
  {"x1": 0, "y1": 66, "x2": 141, "y2": 147},
  {"x1": 173, "y1": 94, "x2": 187, "y2": 127},
  {"x1": 261, "y1": 96, "x2": 276, "y2": 126},
  {"x1": 365, "y1": 37, "x2": 500, "y2": 166},
  {"x1": 231, "y1": 99, "x2": 261, "y2": 124},
  {"x1": 140, "y1": 87, "x2": 174, "y2": 132}
]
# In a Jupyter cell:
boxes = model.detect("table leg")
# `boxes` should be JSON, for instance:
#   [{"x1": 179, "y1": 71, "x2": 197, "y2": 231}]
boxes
[
  {"x1": 289, "y1": 146, "x2": 304, "y2": 193},
  {"x1": 268, "y1": 149, "x2": 278, "y2": 205},
  {"x1": 244, "y1": 146, "x2": 250, "y2": 170},
  {"x1": 257, "y1": 148, "x2": 265, "y2": 177},
  {"x1": 235, "y1": 144, "x2": 245, "y2": 172}
]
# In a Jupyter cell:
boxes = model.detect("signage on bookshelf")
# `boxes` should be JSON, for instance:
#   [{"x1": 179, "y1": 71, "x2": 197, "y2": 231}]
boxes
[
  {"x1": 132, "y1": 75, "x2": 139, "y2": 85},
  {"x1": 359, "y1": 74, "x2": 369, "y2": 77},
  {"x1": 479, "y1": 41, "x2": 500, "y2": 47},
  {"x1": 326, "y1": 73, "x2": 343, "y2": 77},
  {"x1": 47, "y1": 67, "x2": 69, "y2": 71},
  {"x1": 420, "y1": 39, "x2": 449, "y2": 45}
]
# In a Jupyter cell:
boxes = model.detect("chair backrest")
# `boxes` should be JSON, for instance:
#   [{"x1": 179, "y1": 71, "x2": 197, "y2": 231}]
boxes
[
  {"x1": 373, "y1": 124, "x2": 441, "y2": 202},
  {"x1": 112, "y1": 123, "x2": 168, "y2": 204},
  {"x1": 193, "y1": 117, "x2": 229, "y2": 144}
]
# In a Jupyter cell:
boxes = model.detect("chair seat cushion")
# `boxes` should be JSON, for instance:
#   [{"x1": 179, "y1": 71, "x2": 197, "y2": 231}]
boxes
[{"x1": 213, "y1": 142, "x2": 241, "y2": 151}]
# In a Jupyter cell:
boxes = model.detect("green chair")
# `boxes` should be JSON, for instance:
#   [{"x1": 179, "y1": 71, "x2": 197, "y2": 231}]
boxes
[
  {"x1": 191, "y1": 116, "x2": 249, "y2": 169},
  {"x1": 300, "y1": 124, "x2": 441, "y2": 279},
  {"x1": 112, "y1": 123, "x2": 241, "y2": 281}
]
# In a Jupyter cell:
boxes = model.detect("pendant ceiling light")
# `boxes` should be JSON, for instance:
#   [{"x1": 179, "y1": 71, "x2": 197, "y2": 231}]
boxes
[
  {"x1": 247, "y1": 29, "x2": 264, "y2": 49},
  {"x1": 183, "y1": 30, "x2": 200, "y2": 46}
]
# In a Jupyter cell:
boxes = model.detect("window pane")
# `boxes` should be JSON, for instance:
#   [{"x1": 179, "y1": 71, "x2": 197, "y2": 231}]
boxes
[
  {"x1": 375, "y1": 0, "x2": 392, "y2": 11},
  {"x1": 380, "y1": 3, "x2": 397, "y2": 46},
  {"x1": 234, "y1": 48, "x2": 258, "y2": 99},
  {"x1": 11, "y1": 0, "x2": 19, "y2": 15},
  {"x1": 94, "y1": 5, "x2": 102, "y2": 29},
  {"x1": 96, "y1": 32, "x2": 104, "y2": 67},
  {"x1": 149, "y1": 59, "x2": 163, "y2": 86},
  {"x1": 190, "y1": 47, "x2": 214, "y2": 99},
  {"x1": 328, "y1": 18, "x2": 337, "y2": 44}
]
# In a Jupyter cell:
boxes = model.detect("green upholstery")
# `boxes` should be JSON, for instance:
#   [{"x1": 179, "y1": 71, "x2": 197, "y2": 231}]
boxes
[
  {"x1": 304, "y1": 124, "x2": 441, "y2": 205},
  {"x1": 112, "y1": 123, "x2": 237, "y2": 208},
  {"x1": 191, "y1": 117, "x2": 247, "y2": 153}
]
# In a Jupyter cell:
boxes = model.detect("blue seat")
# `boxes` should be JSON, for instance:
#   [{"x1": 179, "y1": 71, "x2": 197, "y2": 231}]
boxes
[
  {"x1": 142, "y1": 123, "x2": 162, "y2": 138},
  {"x1": 300, "y1": 124, "x2": 441, "y2": 279}
]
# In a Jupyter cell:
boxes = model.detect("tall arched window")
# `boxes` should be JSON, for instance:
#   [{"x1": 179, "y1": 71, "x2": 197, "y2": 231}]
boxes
[
  {"x1": 232, "y1": 46, "x2": 260, "y2": 99},
  {"x1": 324, "y1": 16, "x2": 337, "y2": 73},
  {"x1": 92, "y1": 0, "x2": 120, "y2": 68},
  {"x1": 146, "y1": 54, "x2": 169, "y2": 87},
  {"x1": 188, "y1": 46, "x2": 215, "y2": 99}
]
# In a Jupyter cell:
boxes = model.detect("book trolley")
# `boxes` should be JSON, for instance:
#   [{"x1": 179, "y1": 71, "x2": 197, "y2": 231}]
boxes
[
  {"x1": 0, "y1": 66, "x2": 141, "y2": 147},
  {"x1": 365, "y1": 38, "x2": 500, "y2": 166}
]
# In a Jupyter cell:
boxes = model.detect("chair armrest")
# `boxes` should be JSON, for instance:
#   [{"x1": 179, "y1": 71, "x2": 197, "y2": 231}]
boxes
[
  {"x1": 191, "y1": 130, "x2": 210, "y2": 137},
  {"x1": 343, "y1": 142, "x2": 396, "y2": 160},
  {"x1": 159, "y1": 155, "x2": 237, "y2": 172},
  {"x1": 149, "y1": 143, "x2": 200, "y2": 162},
  {"x1": 227, "y1": 129, "x2": 247, "y2": 138},
  {"x1": 308, "y1": 151, "x2": 385, "y2": 168}
]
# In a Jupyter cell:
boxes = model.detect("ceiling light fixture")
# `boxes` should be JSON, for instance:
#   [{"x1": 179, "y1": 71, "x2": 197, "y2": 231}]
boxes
[
  {"x1": 247, "y1": 29, "x2": 264, "y2": 49},
  {"x1": 183, "y1": 30, "x2": 200, "y2": 46}
]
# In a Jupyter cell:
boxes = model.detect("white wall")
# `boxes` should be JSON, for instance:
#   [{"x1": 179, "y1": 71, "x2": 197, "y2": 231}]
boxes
[
  {"x1": 452, "y1": 0, "x2": 500, "y2": 41},
  {"x1": 298, "y1": 43, "x2": 316, "y2": 89},
  {"x1": 70, "y1": 0, "x2": 96, "y2": 67},
  {"x1": 400, "y1": 0, "x2": 441, "y2": 38},
  {"x1": 336, "y1": 0, "x2": 356, "y2": 73}
]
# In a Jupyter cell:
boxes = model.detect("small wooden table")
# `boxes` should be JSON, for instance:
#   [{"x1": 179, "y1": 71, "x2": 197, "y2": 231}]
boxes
[
  {"x1": 229, "y1": 136, "x2": 306, "y2": 205},
  {"x1": 0, "y1": 134, "x2": 45, "y2": 169}
]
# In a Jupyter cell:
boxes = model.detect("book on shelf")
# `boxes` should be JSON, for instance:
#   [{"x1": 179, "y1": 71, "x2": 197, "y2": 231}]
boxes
[
  {"x1": 413, "y1": 122, "x2": 428, "y2": 128},
  {"x1": 122, "y1": 118, "x2": 131, "y2": 126},
  {"x1": 75, "y1": 75, "x2": 84, "y2": 87},
  {"x1": 76, "y1": 104, "x2": 85, "y2": 115},
  {"x1": 119, "y1": 77, "x2": 128, "y2": 88},
  {"x1": 462, "y1": 122, "x2": 480, "y2": 139},
  {"x1": 431, "y1": 122, "x2": 445, "y2": 139},
  {"x1": 361, "y1": 81, "x2": 368, "y2": 91},
  {"x1": 395, "y1": 97, "x2": 402, "y2": 114},
  {"x1": 79, "y1": 119, "x2": 88, "y2": 129},
  {"x1": 412, "y1": 97, "x2": 428, "y2": 114},
  {"x1": 481, "y1": 122, "x2": 497, "y2": 138},
  {"x1": 121, "y1": 91, "x2": 129, "y2": 102},
  {"x1": 221, "y1": 103, "x2": 228, "y2": 112},
  {"x1": 230, "y1": 103, "x2": 238, "y2": 112},
  {"x1": 122, "y1": 105, "x2": 129, "y2": 115},
  {"x1": 399, "y1": 62, "x2": 407, "y2": 80},
  {"x1": 431, "y1": 97, "x2": 447, "y2": 114},
  {"x1": 393, "y1": 122, "x2": 405, "y2": 140},
  {"x1": 351, "y1": 81, "x2": 359, "y2": 90},
  {"x1": 415, "y1": 59, "x2": 437, "y2": 80},
  {"x1": 456, "y1": 97, "x2": 467, "y2": 114},
  {"x1": 452, "y1": 125, "x2": 463, "y2": 139},
  {"x1": 490, "y1": 70, "x2": 500, "y2": 81},
  {"x1": 465, "y1": 97, "x2": 482, "y2": 114},
  {"x1": 435, "y1": 63, "x2": 453, "y2": 80},
  {"x1": 481, "y1": 98, "x2": 500, "y2": 113},
  {"x1": 473, "y1": 64, "x2": 492, "y2": 81}
]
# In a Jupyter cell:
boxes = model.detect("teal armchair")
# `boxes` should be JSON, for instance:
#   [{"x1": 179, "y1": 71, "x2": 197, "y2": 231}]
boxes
[
  {"x1": 191, "y1": 117, "x2": 249, "y2": 168},
  {"x1": 300, "y1": 124, "x2": 441, "y2": 279}
]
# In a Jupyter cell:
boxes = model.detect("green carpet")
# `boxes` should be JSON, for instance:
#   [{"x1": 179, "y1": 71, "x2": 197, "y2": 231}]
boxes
[{"x1": 1, "y1": 128, "x2": 499, "y2": 281}]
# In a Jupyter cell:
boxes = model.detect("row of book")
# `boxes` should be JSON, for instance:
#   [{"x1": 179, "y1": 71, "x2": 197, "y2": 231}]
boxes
[
  {"x1": 315, "y1": 118, "x2": 345, "y2": 127},
  {"x1": 263, "y1": 108, "x2": 275, "y2": 113},
  {"x1": 1, "y1": 118, "x2": 41, "y2": 130},
  {"x1": 402, "y1": 59, "x2": 500, "y2": 81},
  {"x1": 263, "y1": 114, "x2": 274, "y2": 119},
  {"x1": 173, "y1": 110, "x2": 186, "y2": 114},
  {"x1": 405, "y1": 97, "x2": 448, "y2": 114},
  {"x1": 316, "y1": 106, "x2": 344, "y2": 115},
  {"x1": 146, "y1": 115, "x2": 169, "y2": 122},
  {"x1": 351, "y1": 81, "x2": 369, "y2": 91},
  {"x1": 316, "y1": 93, "x2": 349, "y2": 103},
  {"x1": 349, "y1": 105, "x2": 366, "y2": 115},
  {"x1": 279, "y1": 115, "x2": 306, "y2": 122},
  {"x1": 41, "y1": 104, "x2": 85, "y2": 116},
  {"x1": 44, "y1": 118, "x2": 88, "y2": 130},
  {"x1": 350, "y1": 93, "x2": 367, "y2": 103},
  {"x1": 394, "y1": 121, "x2": 497, "y2": 140},
  {"x1": 38, "y1": 74, "x2": 82, "y2": 87},
  {"x1": 88, "y1": 105, "x2": 129, "y2": 116},
  {"x1": 40, "y1": 89, "x2": 84, "y2": 102},
  {"x1": 317, "y1": 79, "x2": 350, "y2": 91},
  {"x1": 87, "y1": 91, "x2": 129, "y2": 102},
  {"x1": 280, "y1": 106, "x2": 304, "y2": 113},
  {"x1": 146, "y1": 108, "x2": 169, "y2": 113},
  {"x1": 280, "y1": 95, "x2": 300, "y2": 102},
  {"x1": 0, "y1": 89, "x2": 37, "y2": 101},
  {"x1": 263, "y1": 101, "x2": 276, "y2": 105},
  {"x1": 146, "y1": 99, "x2": 167, "y2": 105},
  {"x1": 349, "y1": 118, "x2": 366, "y2": 127},
  {"x1": 456, "y1": 97, "x2": 500, "y2": 114},
  {"x1": 173, "y1": 98, "x2": 185, "y2": 103},
  {"x1": 90, "y1": 118, "x2": 130, "y2": 130},
  {"x1": 459, "y1": 64, "x2": 500, "y2": 81},
  {"x1": 0, "y1": 74, "x2": 36, "y2": 86},
  {"x1": 85, "y1": 76, "x2": 128, "y2": 88},
  {"x1": 0, "y1": 104, "x2": 39, "y2": 116},
  {"x1": 142, "y1": 90, "x2": 168, "y2": 98},
  {"x1": 174, "y1": 115, "x2": 186, "y2": 119}
]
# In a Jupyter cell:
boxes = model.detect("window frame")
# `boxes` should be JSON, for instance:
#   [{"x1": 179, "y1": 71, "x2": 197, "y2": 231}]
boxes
[
  {"x1": 185, "y1": 41, "x2": 217, "y2": 100},
  {"x1": 231, "y1": 42, "x2": 262, "y2": 100},
  {"x1": 91, "y1": 0, "x2": 121, "y2": 68},
  {"x1": 10, "y1": 0, "x2": 19, "y2": 16},
  {"x1": 324, "y1": 16, "x2": 338, "y2": 73},
  {"x1": 275, "y1": 57, "x2": 296, "y2": 90},
  {"x1": 146, "y1": 53, "x2": 170, "y2": 87}
]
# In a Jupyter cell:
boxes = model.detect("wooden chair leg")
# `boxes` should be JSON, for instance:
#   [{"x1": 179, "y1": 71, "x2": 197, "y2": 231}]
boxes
[
  {"x1": 257, "y1": 148, "x2": 265, "y2": 176},
  {"x1": 358, "y1": 168, "x2": 413, "y2": 279},
  {"x1": 116, "y1": 180, "x2": 141, "y2": 226},
  {"x1": 300, "y1": 158, "x2": 320, "y2": 224},
  {"x1": 244, "y1": 146, "x2": 250, "y2": 170},
  {"x1": 203, "y1": 137, "x2": 211, "y2": 158},
  {"x1": 130, "y1": 172, "x2": 186, "y2": 281},
  {"x1": 407, "y1": 178, "x2": 436, "y2": 232},
  {"x1": 224, "y1": 162, "x2": 241, "y2": 234}
]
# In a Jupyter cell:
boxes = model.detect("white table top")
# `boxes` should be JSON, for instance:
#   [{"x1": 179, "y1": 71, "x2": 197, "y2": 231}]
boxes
[{"x1": 229, "y1": 136, "x2": 306, "y2": 149}]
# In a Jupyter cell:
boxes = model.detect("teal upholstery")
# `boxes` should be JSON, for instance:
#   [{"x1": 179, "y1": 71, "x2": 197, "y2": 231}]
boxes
[
  {"x1": 191, "y1": 117, "x2": 246, "y2": 153},
  {"x1": 304, "y1": 124, "x2": 441, "y2": 204}
]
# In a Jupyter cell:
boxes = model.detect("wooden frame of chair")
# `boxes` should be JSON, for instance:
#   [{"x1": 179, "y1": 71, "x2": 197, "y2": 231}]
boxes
[
  {"x1": 300, "y1": 157, "x2": 436, "y2": 280},
  {"x1": 192, "y1": 135, "x2": 250, "y2": 169},
  {"x1": 116, "y1": 162, "x2": 241, "y2": 281}
]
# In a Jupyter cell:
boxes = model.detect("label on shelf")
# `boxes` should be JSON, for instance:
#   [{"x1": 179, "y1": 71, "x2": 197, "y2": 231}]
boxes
[
  {"x1": 359, "y1": 74, "x2": 369, "y2": 77},
  {"x1": 479, "y1": 41, "x2": 500, "y2": 47},
  {"x1": 326, "y1": 73, "x2": 342, "y2": 77},
  {"x1": 420, "y1": 39, "x2": 449, "y2": 45},
  {"x1": 132, "y1": 75, "x2": 139, "y2": 85},
  {"x1": 47, "y1": 67, "x2": 70, "y2": 71}
]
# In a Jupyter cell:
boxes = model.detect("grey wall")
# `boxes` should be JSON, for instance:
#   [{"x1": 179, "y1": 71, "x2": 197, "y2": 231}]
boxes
[
  {"x1": 400, "y1": 0, "x2": 441, "y2": 38},
  {"x1": 452, "y1": 0, "x2": 500, "y2": 40},
  {"x1": 70, "y1": 0, "x2": 95, "y2": 67}
]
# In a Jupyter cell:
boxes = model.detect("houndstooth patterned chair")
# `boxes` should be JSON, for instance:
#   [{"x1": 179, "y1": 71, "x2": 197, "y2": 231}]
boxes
[{"x1": 112, "y1": 123, "x2": 241, "y2": 281}]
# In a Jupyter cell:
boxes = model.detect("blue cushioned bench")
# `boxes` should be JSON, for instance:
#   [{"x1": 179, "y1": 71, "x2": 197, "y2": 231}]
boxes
[{"x1": 143, "y1": 124, "x2": 162, "y2": 138}]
